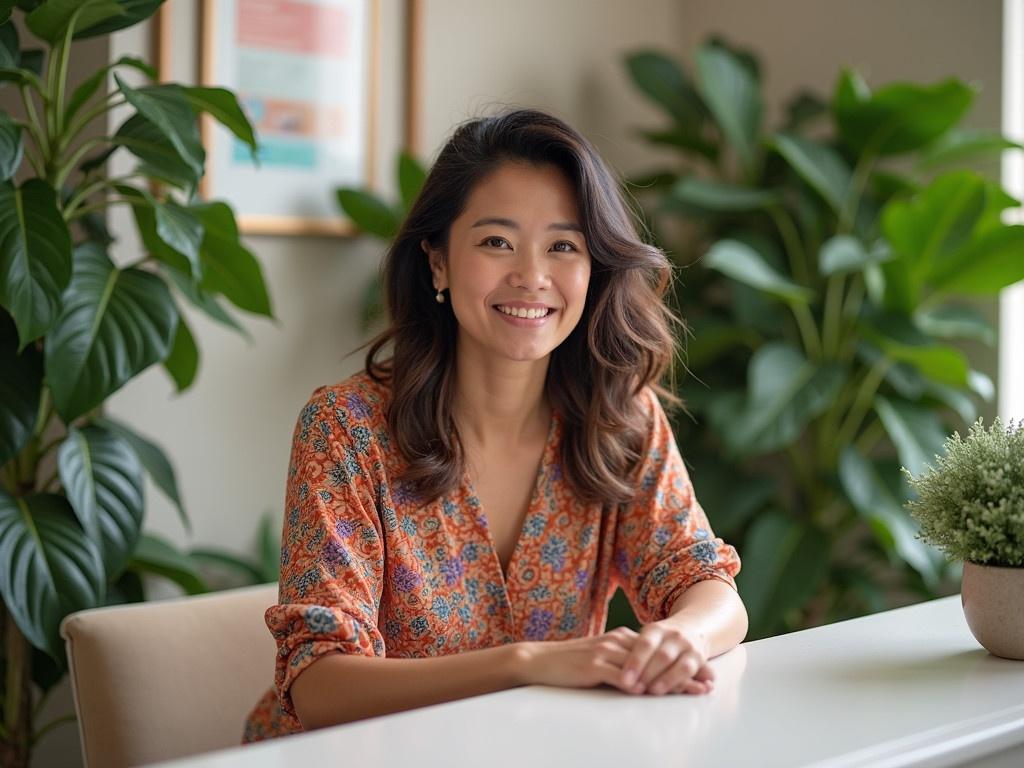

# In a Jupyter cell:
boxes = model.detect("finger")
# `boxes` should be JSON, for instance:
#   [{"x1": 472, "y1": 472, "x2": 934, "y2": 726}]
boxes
[
  {"x1": 693, "y1": 663, "x2": 715, "y2": 683},
  {"x1": 593, "y1": 658, "x2": 645, "y2": 694},
  {"x1": 646, "y1": 652, "x2": 702, "y2": 695},
  {"x1": 620, "y1": 632, "x2": 665, "y2": 688}
]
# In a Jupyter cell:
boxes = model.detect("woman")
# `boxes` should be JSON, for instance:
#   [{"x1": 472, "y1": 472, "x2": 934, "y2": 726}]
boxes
[{"x1": 242, "y1": 108, "x2": 746, "y2": 743}]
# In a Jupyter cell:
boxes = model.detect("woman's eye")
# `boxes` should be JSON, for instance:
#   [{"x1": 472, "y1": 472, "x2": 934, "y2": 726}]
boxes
[
  {"x1": 552, "y1": 241, "x2": 578, "y2": 253},
  {"x1": 482, "y1": 236, "x2": 510, "y2": 249}
]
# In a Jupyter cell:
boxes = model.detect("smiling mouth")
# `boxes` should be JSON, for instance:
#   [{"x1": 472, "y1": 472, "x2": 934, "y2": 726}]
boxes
[{"x1": 493, "y1": 304, "x2": 556, "y2": 319}]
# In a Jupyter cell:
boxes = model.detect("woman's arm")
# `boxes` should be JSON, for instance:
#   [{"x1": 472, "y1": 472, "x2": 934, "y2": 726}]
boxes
[
  {"x1": 291, "y1": 642, "x2": 530, "y2": 730},
  {"x1": 662, "y1": 578, "x2": 748, "y2": 658}
]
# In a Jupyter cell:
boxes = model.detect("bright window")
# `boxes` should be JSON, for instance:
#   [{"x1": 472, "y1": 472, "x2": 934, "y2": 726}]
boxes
[{"x1": 1001, "y1": 0, "x2": 1024, "y2": 422}]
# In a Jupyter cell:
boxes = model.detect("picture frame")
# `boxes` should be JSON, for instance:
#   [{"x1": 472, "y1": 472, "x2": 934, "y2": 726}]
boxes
[{"x1": 155, "y1": 0, "x2": 421, "y2": 237}]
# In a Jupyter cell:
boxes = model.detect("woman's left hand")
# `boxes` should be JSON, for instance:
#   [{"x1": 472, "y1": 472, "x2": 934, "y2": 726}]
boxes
[{"x1": 618, "y1": 621, "x2": 714, "y2": 696}]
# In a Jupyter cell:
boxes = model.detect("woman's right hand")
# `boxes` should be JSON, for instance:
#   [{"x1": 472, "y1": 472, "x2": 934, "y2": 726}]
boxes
[{"x1": 515, "y1": 627, "x2": 647, "y2": 694}]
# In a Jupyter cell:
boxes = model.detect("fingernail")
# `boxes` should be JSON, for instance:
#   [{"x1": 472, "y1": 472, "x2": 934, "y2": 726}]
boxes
[{"x1": 624, "y1": 670, "x2": 637, "y2": 685}]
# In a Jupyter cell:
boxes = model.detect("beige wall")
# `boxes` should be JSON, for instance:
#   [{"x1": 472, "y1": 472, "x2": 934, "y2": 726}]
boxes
[{"x1": 25, "y1": 1, "x2": 1003, "y2": 765}]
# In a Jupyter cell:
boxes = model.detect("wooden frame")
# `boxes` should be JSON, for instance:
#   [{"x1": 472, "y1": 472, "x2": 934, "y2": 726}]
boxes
[{"x1": 154, "y1": 0, "x2": 422, "y2": 237}]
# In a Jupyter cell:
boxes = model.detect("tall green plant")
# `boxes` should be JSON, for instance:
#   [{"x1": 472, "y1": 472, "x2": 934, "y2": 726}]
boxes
[
  {"x1": 0, "y1": 2, "x2": 273, "y2": 764},
  {"x1": 624, "y1": 39, "x2": 1024, "y2": 639}
]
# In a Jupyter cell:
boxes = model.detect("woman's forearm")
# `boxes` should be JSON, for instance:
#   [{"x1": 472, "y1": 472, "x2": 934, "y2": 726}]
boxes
[
  {"x1": 291, "y1": 642, "x2": 529, "y2": 730},
  {"x1": 663, "y1": 578, "x2": 749, "y2": 658}
]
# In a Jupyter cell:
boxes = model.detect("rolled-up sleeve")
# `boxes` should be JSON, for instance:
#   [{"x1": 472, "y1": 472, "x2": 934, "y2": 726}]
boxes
[
  {"x1": 611, "y1": 387, "x2": 742, "y2": 625},
  {"x1": 266, "y1": 386, "x2": 387, "y2": 718}
]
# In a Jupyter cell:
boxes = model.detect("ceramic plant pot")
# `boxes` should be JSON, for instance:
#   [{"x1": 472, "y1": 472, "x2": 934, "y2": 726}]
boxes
[{"x1": 960, "y1": 561, "x2": 1024, "y2": 660}]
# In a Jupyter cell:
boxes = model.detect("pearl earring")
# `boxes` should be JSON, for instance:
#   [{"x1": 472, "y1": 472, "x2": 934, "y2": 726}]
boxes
[{"x1": 435, "y1": 289, "x2": 445, "y2": 304}]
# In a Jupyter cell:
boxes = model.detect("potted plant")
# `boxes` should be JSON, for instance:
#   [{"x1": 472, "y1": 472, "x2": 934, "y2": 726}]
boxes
[
  {"x1": 903, "y1": 418, "x2": 1024, "y2": 660},
  {"x1": 622, "y1": 38, "x2": 1024, "y2": 639},
  {"x1": 0, "y1": 2, "x2": 273, "y2": 765}
]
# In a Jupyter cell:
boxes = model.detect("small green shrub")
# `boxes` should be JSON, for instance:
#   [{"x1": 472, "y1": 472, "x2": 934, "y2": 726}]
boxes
[{"x1": 904, "y1": 419, "x2": 1024, "y2": 567}]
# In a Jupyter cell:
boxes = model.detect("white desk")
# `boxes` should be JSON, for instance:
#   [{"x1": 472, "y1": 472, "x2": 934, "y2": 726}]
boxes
[{"x1": 149, "y1": 595, "x2": 1024, "y2": 768}]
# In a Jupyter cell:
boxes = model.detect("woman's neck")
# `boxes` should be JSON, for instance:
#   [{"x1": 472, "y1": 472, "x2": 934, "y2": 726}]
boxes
[{"x1": 451, "y1": 345, "x2": 551, "y2": 450}]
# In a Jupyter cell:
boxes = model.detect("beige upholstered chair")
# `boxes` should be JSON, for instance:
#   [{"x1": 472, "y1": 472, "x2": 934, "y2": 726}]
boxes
[{"x1": 60, "y1": 582, "x2": 279, "y2": 768}]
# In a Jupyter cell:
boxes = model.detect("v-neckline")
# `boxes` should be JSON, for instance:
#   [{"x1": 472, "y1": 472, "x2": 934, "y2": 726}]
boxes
[{"x1": 463, "y1": 410, "x2": 559, "y2": 592}]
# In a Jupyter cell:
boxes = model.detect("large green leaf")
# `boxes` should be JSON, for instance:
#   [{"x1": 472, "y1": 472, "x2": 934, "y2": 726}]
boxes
[
  {"x1": 834, "y1": 70, "x2": 974, "y2": 156},
  {"x1": 0, "y1": 179, "x2": 73, "y2": 350},
  {"x1": 624, "y1": 50, "x2": 706, "y2": 127},
  {"x1": 128, "y1": 533, "x2": 208, "y2": 595},
  {"x1": 182, "y1": 85, "x2": 258, "y2": 155},
  {"x1": 666, "y1": 177, "x2": 780, "y2": 212},
  {"x1": 703, "y1": 239, "x2": 813, "y2": 304},
  {"x1": 193, "y1": 202, "x2": 273, "y2": 316},
  {"x1": 838, "y1": 446, "x2": 944, "y2": 589},
  {"x1": 713, "y1": 342, "x2": 846, "y2": 457},
  {"x1": 770, "y1": 133, "x2": 851, "y2": 215},
  {"x1": 914, "y1": 304, "x2": 996, "y2": 346},
  {"x1": 163, "y1": 307, "x2": 197, "y2": 391},
  {"x1": 695, "y1": 42, "x2": 762, "y2": 175},
  {"x1": 734, "y1": 511, "x2": 830, "y2": 638},
  {"x1": 929, "y1": 225, "x2": 1024, "y2": 294},
  {"x1": 624, "y1": 50, "x2": 713, "y2": 159},
  {"x1": 112, "y1": 112, "x2": 200, "y2": 192},
  {"x1": 75, "y1": 0, "x2": 163, "y2": 38},
  {"x1": 0, "y1": 309, "x2": 41, "y2": 466},
  {"x1": 94, "y1": 415, "x2": 191, "y2": 533},
  {"x1": 917, "y1": 130, "x2": 1023, "y2": 170},
  {"x1": 128, "y1": 187, "x2": 204, "y2": 279},
  {"x1": 819, "y1": 235, "x2": 890, "y2": 276},
  {"x1": 872, "y1": 395, "x2": 948, "y2": 477},
  {"x1": 336, "y1": 187, "x2": 400, "y2": 239},
  {"x1": 65, "y1": 55, "x2": 156, "y2": 127},
  {"x1": 114, "y1": 78, "x2": 204, "y2": 185},
  {"x1": 0, "y1": 111, "x2": 23, "y2": 180},
  {"x1": 44, "y1": 242, "x2": 178, "y2": 422},
  {"x1": 881, "y1": 171, "x2": 986, "y2": 283},
  {"x1": 160, "y1": 262, "x2": 250, "y2": 339},
  {"x1": 0, "y1": 2, "x2": 12, "y2": 25},
  {"x1": 397, "y1": 151, "x2": 427, "y2": 212},
  {"x1": 0, "y1": 491, "x2": 105, "y2": 659},
  {"x1": 25, "y1": 0, "x2": 124, "y2": 43},
  {"x1": 858, "y1": 312, "x2": 969, "y2": 386},
  {"x1": 57, "y1": 424, "x2": 144, "y2": 580}
]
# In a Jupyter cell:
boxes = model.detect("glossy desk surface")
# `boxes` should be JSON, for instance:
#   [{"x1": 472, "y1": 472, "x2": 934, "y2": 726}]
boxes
[{"x1": 149, "y1": 595, "x2": 1024, "y2": 768}]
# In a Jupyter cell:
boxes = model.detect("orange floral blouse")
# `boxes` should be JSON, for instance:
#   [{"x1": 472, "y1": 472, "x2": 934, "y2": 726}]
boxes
[{"x1": 241, "y1": 371, "x2": 741, "y2": 743}]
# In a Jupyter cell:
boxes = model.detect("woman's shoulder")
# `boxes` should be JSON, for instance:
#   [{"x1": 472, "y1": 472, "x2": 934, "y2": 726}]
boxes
[{"x1": 298, "y1": 369, "x2": 393, "y2": 431}]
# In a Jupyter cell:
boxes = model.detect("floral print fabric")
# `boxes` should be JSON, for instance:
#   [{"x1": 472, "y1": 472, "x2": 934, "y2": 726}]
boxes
[{"x1": 241, "y1": 371, "x2": 741, "y2": 742}]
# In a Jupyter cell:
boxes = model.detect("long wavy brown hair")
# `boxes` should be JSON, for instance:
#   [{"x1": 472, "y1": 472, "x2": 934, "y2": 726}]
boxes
[{"x1": 364, "y1": 108, "x2": 681, "y2": 506}]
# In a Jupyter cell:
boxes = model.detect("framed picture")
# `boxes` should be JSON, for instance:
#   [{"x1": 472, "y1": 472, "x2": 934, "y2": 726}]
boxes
[{"x1": 156, "y1": 0, "x2": 421, "y2": 237}]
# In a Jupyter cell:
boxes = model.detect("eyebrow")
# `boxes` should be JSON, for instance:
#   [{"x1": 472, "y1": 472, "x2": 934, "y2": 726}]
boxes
[{"x1": 470, "y1": 216, "x2": 583, "y2": 233}]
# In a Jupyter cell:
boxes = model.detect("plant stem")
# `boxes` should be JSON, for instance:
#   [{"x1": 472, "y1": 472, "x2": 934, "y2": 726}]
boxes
[
  {"x1": 838, "y1": 146, "x2": 878, "y2": 235},
  {"x1": 55, "y1": 137, "x2": 109, "y2": 192},
  {"x1": 791, "y1": 302, "x2": 823, "y2": 360},
  {"x1": 63, "y1": 173, "x2": 143, "y2": 219},
  {"x1": 3, "y1": 605, "x2": 30, "y2": 759},
  {"x1": 854, "y1": 418, "x2": 885, "y2": 456},
  {"x1": 769, "y1": 205, "x2": 810, "y2": 287},
  {"x1": 17, "y1": 86, "x2": 47, "y2": 160},
  {"x1": 66, "y1": 195, "x2": 143, "y2": 221},
  {"x1": 53, "y1": 15, "x2": 79, "y2": 142},
  {"x1": 822, "y1": 273, "x2": 846, "y2": 358},
  {"x1": 836, "y1": 357, "x2": 891, "y2": 450},
  {"x1": 59, "y1": 95, "x2": 127, "y2": 156}
]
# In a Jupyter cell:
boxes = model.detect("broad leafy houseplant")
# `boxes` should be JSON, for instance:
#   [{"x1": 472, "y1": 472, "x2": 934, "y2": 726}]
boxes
[
  {"x1": 622, "y1": 39, "x2": 1024, "y2": 639},
  {"x1": 0, "y1": 1, "x2": 273, "y2": 765}
]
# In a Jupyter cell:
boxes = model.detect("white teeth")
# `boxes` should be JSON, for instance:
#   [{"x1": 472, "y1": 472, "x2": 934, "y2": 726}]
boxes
[{"x1": 497, "y1": 305, "x2": 550, "y2": 319}]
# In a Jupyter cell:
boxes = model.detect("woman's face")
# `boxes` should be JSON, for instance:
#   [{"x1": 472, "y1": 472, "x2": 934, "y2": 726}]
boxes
[{"x1": 424, "y1": 161, "x2": 592, "y2": 366}]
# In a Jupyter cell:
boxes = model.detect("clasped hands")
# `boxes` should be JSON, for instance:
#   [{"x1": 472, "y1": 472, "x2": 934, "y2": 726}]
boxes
[{"x1": 520, "y1": 621, "x2": 714, "y2": 696}]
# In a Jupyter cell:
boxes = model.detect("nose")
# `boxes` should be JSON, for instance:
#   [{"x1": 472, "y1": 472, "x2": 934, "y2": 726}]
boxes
[{"x1": 508, "y1": 247, "x2": 550, "y2": 291}]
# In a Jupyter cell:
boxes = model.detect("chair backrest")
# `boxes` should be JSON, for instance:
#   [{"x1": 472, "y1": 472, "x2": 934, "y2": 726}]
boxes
[{"x1": 60, "y1": 582, "x2": 279, "y2": 768}]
